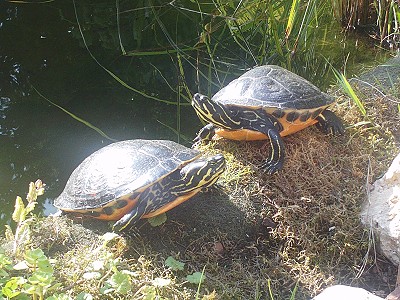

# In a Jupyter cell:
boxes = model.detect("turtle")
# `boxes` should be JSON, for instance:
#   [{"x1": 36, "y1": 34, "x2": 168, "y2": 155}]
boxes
[
  {"x1": 192, "y1": 65, "x2": 344, "y2": 174},
  {"x1": 54, "y1": 139, "x2": 225, "y2": 231}
]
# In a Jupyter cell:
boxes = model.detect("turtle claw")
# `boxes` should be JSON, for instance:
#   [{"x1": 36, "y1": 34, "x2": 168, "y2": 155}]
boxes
[
  {"x1": 192, "y1": 124, "x2": 215, "y2": 148},
  {"x1": 259, "y1": 160, "x2": 283, "y2": 175},
  {"x1": 51, "y1": 209, "x2": 64, "y2": 217},
  {"x1": 192, "y1": 136, "x2": 203, "y2": 149},
  {"x1": 316, "y1": 110, "x2": 344, "y2": 136},
  {"x1": 112, "y1": 209, "x2": 141, "y2": 232}
]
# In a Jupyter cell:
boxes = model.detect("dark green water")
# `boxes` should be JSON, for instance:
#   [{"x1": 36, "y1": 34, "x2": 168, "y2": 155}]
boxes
[{"x1": 0, "y1": 2, "x2": 387, "y2": 227}]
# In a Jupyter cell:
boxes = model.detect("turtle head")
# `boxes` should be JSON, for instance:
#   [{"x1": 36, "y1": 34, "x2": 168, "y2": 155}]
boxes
[
  {"x1": 192, "y1": 93, "x2": 239, "y2": 128},
  {"x1": 191, "y1": 93, "x2": 215, "y2": 122},
  {"x1": 179, "y1": 153, "x2": 225, "y2": 192}
]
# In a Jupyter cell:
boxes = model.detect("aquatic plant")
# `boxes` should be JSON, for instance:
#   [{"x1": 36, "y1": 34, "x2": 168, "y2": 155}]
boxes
[{"x1": 332, "y1": 0, "x2": 400, "y2": 49}]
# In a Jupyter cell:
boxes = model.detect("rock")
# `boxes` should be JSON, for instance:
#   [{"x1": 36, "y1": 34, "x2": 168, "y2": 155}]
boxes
[
  {"x1": 213, "y1": 241, "x2": 225, "y2": 255},
  {"x1": 312, "y1": 285, "x2": 384, "y2": 300},
  {"x1": 385, "y1": 286, "x2": 400, "y2": 300},
  {"x1": 358, "y1": 55, "x2": 400, "y2": 93},
  {"x1": 361, "y1": 153, "x2": 400, "y2": 265}
]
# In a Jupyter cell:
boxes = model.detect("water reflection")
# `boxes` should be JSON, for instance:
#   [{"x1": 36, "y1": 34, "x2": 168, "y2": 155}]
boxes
[{"x1": 0, "y1": 97, "x2": 13, "y2": 136}]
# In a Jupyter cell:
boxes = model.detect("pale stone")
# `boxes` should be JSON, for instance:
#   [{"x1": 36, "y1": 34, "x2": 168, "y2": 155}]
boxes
[
  {"x1": 312, "y1": 285, "x2": 384, "y2": 300},
  {"x1": 361, "y1": 153, "x2": 400, "y2": 265}
]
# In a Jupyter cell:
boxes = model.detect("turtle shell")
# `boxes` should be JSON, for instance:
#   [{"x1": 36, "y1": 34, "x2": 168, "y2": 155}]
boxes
[
  {"x1": 54, "y1": 140, "x2": 200, "y2": 218},
  {"x1": 212, "y1": 65, "x2": 334, "y2": 110},
  {"x1": 211, "y1": 65, "x2": 335, "y2": 139}
]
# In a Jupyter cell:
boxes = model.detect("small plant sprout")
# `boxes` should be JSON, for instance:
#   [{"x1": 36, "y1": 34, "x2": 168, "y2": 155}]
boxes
[
  {"x1": 5, "y1": 180, "x2": 45, "y2": 257},
  {"x1": 147, "y1": 213, "x2": 167, "y2": 227},
  {"x1": 186, "y1": 271, "x2": 205, "y2": 285},
  {"x1": 165, "y1": 256, "x2": 185, "y2": 271}
]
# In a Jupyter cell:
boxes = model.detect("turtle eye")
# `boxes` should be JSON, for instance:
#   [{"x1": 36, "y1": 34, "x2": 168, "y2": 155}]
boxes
[
  {"x1": 193, "y1": 93, "x2": 201, "y2": 102},
  {"x1": 200, "y1": 95, "x2": 209, "y2": 102},
  {"x1": 193, "y1": 93, "x2": 209, "y2": 103}
]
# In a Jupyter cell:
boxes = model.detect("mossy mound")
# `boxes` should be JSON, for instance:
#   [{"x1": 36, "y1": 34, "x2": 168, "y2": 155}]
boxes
[{"x1": 21, "y1": 60, "x2": 400, "y2": 299}]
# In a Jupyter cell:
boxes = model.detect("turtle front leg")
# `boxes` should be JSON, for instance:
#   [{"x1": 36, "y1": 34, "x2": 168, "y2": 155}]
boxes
[
  {"x1": 239, "y1": 109, "x2": 285, "y2": 174},
  {"x1": 193, "y1": 123, "x2": 216, "y2": 147},
  {"x1": 113, "y1": 205, "x2": 145, "y2": 232},
  {"x1": 315, "y1": 110, "x2": 344, "y2": 136},
  {"x1": 259, "y1": 128, "x2": 285, "y2": 174}
]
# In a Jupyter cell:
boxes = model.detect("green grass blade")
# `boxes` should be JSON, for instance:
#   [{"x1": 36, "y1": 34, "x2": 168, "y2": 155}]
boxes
[
  {"x1": 333, "y1": 68, "x2": 366, "y2": 116},
  {"x1": 125, "y1": 46, "x2": 197, "y2": 56},
  {"x1": 267, "y1": 279, "x2": 274, "y2": 300},
  {"x1": 286, "y1": 0, "x2": 300, "y2": 39},
  {"x1": 115, "y1": 0, "x2": 126, "y2": 55},
  {"x1": 33, "y1": 86, "x2": 117, "y2": 142},
  {"x1": 289, "y1": 281, "x2": 299, "y2": 300},
  {"x1": 267, "y1": 5, "x2": 284, "y2": 58},
  {"x1": 194, "y1": 265, "x2": 206, "y2": 300}
]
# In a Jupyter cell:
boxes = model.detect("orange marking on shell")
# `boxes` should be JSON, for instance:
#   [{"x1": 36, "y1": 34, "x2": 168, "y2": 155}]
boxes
[{"x1": 67, "y1": 197, "x2": 139, "y2": 221}]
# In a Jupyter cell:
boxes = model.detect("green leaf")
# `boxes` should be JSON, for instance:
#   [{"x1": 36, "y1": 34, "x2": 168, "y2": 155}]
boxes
[
  {"x1": 12, "y1": 196, "x2": 26, "y2": 223},
  {"x1": 0, "y1": 253, "x2": 12, "y2": 270},
  {"x1": 2, "y1": 286, "x2": 20, "y2": 298},
  {"x1": 27, "y1": 182, "x2": 38, "y2": 203},
  {"x1": 37, "y1": 259, "x2": 54, "y2": 273},
  {"x1": 99, "y1": 282, "x2": 114, "y2": 295},
  {"x1": 25, "y1": 201, "x2": 37, "y2": 215},
  {"x1": 24, "y1": 249, "x2": 46, "y2": 267},
  {"x1": 147, "y1": 213, "x2": 167, "y2": 227},
  {"x1": 22, "y1": 283, "x2": 38, "y2": 295},
  {"x1": 186, "y1": 272, "x2": 205, "y2": 285},
  {"x1": 34, "y1": 179, "x2": 45, "y2": 197},
  {"x1": 141, "y1": 286, "x2": 156, "y2": 300},
  {"x1": 165, "y1": 256, "x2": 185, "y2": 271},
  {"x1": 2, "y1": 277, "x2": 26, "y2": 298},
  {"x1": 107, "y1": 271, "x2": 131, "y2": 294},
  {"x1": 0, "y1": 269, "x2": 9, "y2": 278},
  {"x1": 28, "y1": 271, "x2": 54, "y2": 285}
]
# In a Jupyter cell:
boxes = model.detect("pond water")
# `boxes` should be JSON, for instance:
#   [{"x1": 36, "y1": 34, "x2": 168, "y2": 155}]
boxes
[{"x1": 0, "y1": 2, "x2": 387, "y2": 227}]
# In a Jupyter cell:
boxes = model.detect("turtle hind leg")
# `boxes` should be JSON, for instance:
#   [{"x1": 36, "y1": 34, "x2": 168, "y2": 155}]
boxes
[
  {"x1": 192, "y1": 123, "x2": 216, "y2": 148},
  {"x1": 316, "y1": 110, "x2": 344, "y2": 136},
  {"x1": 259, "y1": 128, "x2": 285, "y2": 175}
]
